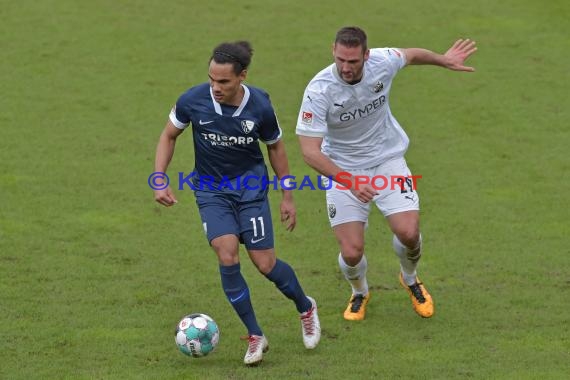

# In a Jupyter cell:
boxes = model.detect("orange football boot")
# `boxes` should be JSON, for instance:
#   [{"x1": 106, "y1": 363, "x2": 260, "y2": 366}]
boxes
[
  {"x1": 343, "y1": 293, "x2": 371, "y2": 321},
  {"x1": 399, "y1": 273, "x2": 434, "y2": 318}
]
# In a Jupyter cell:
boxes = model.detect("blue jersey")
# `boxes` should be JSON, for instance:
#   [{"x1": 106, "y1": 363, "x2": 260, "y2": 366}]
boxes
[{"x1": 169, "y1": 83, "x2": 282, "y2": 202}]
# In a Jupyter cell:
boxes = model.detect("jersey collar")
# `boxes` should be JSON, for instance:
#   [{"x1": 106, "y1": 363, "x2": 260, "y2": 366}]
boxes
[{"x1": 209, "y1": 84, "x2": 250, "y2": 117}]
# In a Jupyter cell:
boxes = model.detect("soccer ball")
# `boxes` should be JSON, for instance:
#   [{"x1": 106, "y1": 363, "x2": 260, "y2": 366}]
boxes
[{"x1": 175, "y1": 313, "x2": 220, "y2": 357}]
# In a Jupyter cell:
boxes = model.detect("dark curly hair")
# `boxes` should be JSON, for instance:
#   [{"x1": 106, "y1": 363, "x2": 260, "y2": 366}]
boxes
[{"x1": 210, "y1": 41, "x2": 254, "y2": 74}]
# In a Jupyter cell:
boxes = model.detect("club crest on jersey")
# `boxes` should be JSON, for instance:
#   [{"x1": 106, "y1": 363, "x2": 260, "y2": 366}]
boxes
[
  {"x1": 241, "y1": 120, "x2": 255, "y2": 134},
  {"x1": 302, "y1": 111, "x2": 313, "y2": 125},
  {"x1": 372, "y1": 81, "x2": 384, "y2": 93},
  {"x1": 328, "y1": 203, "x2": 336, "y2": 218}
]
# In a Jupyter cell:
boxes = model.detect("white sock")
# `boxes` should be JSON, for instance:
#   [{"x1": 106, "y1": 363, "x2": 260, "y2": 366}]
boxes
[
  {"x1": 393, "y1": 234, "x2": 422, "y2": 286},
  {"x1": 338, "y1": 253, "x2": 369, "y2": 296}
]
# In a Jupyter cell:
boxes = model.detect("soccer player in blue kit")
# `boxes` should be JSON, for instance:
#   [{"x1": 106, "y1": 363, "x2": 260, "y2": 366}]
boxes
[{"x1": 153, "y1": 41, "x2": 320, "y2": 366}]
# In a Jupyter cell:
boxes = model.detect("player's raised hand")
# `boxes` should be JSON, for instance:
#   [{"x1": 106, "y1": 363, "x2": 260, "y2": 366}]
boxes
[
  {"x1": 154, "y1": 187, "x2": 178, "y2": 207},
  {"x1": 280, "y1": 195, "x2": 297, "y2": 232},
  {"x1": 444, "y1": 38, "x2": 477, "y2": 72}
]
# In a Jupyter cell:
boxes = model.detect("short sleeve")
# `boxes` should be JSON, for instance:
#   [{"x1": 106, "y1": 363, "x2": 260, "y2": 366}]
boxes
[
  {"x1": 295, "y1": 88, "x2": 328, "y2": 137},
  {"x1": 371, "y1": 48, "x2": 407, "y2": 77},
  {"x1": 258, "y1": 95, "x2": 282, "y2": 145},
  {"x1": 259, "y1": 110, "x2": 282, "y2": 145},
  {"x1": 168, "y1": 96, "x2": 192, "y2": 130}
]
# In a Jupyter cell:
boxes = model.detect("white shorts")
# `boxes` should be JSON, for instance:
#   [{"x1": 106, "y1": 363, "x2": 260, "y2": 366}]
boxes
[{"x1": 325, "y1": 157, "x2": 420, "y2": 227}]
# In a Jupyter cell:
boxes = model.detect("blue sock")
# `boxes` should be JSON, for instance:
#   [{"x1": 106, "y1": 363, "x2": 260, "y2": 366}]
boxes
[
  {"x1": 265, "y1": 259, "x2": 312, "y2": 313},
  {"x1": 219, "y1": 263, "x2": 262, "y2": 336}
]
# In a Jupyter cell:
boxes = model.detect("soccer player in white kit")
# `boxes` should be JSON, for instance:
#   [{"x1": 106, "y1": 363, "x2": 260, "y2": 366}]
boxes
[{"x1": 296, "y1": 27, "x2": 477, "y2": 320}]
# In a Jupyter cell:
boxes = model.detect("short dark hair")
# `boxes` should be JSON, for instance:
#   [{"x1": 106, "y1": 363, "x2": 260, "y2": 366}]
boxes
[
  {"x1": 210, "y1": 41, "x2": 254, "y2": 75},
  {"x1": 335, "y1": 26, "x2": 367, "y2": 52}
]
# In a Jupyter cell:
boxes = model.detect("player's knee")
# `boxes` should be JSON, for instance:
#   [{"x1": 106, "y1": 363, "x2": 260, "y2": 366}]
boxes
[
  {"x1": 216, "y1": 253, "x2": 238, "y2": 266},
  {"x1": 396, "y1": 230, "x2": 420, "y2": 250},
  {"x1": 252, "y1": 252, "x2": 277, "y2": 275},
  {"x1": 212, "y1": 243, "x2": 239, "y2": 265},
  {"x1": 340, "y1": 243, "x2": 364, "y2": 266},
  {"x1": 255, "y1": 261, "x2": 274, "y2": 275}
]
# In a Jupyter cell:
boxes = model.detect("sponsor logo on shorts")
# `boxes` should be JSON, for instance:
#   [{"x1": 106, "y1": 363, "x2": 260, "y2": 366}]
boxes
[
  {"x1": 251, "y1": 236, "x2": 266, "y2": 244},
  {"x1": 328, "y1": 203, "x2": 336, "y2": 218}
]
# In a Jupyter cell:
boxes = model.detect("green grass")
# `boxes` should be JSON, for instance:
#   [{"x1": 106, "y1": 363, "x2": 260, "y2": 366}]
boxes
[{"x1": 1, "y1": 0, "x2": 569, "y2": 379}]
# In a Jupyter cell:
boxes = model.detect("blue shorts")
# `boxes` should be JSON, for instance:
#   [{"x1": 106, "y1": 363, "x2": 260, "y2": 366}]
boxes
[{"x1": 195, "y1": 191, "x2": 275, "y2": 250}]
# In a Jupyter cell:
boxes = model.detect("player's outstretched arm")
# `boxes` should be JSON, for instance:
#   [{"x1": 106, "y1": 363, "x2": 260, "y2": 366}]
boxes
[
  {"x1": 403, "y1": 39, "x2": 477, "y2": 72},
  {"x1": 442, "y1": 38, "x2": 477, "y2": 71}
]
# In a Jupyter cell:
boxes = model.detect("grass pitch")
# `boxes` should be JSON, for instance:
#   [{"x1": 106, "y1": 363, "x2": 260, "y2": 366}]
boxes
[{"x1": 1, "y1": 0, "x2": 568, "y2": 379}]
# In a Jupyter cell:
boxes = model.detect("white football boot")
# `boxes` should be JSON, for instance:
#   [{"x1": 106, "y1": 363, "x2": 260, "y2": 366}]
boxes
[
  {"x1": 243, "y1": 335, "x2": 269, "y2": 366},
  {"x1": 300, "y1": 296, "x2": 321, "y2": 349}
]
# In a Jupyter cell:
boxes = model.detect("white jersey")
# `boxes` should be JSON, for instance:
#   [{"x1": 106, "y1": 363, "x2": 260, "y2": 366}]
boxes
[{"x1": 296, "y1": 48, "x2": 409, "y2": 170}]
